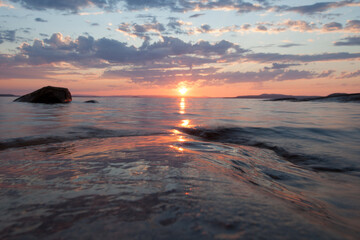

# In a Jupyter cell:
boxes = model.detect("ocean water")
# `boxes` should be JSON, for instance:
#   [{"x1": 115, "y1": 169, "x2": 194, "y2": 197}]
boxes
[{"x1": 0, "y1": 96, "x2": 359, "y2": 239}]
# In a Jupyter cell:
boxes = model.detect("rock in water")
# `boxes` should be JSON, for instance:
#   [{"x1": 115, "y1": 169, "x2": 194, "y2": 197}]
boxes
[
  {"x1": 14, "y1": 86, "x2": 72, "y2": 104},
  {"x1": 84, "y1": 100, "x2": 98, "y2": 103}
]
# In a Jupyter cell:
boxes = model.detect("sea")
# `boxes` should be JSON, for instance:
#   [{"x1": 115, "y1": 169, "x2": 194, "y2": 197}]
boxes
[{"x1": 0, "y1": 96, "x2": 359, "y2": 239}]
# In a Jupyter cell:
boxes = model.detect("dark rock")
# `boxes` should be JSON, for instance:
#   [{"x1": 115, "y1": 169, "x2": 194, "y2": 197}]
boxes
[
  {"x1": 84, "y1": 100, "x2": 98, "y2": 103},
  {"x1": 14, "y1": 86, "x2": 72, "y2": 104}
]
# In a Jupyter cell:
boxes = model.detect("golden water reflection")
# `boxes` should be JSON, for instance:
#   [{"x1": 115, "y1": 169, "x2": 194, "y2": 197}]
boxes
[
  {"x1": 179, "y1": 97, "x2": 185, "y2": 114},
  {"x1": 169, "y1": 98, "x2": 192, "y2": 153},
  {"x1": 181, "y1": 119, "x2": 190, "y2": 127}
]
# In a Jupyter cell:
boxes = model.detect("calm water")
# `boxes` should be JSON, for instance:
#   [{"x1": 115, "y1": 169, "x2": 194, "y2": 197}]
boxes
[{"x1": 0, "y1": 96, "x2": 359, "y2": 239}]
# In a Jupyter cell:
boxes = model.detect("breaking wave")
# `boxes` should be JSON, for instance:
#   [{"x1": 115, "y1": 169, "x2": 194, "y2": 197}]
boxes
[
  {"x1": 0, "y1": 126, "x2": 164, "y2": 151},
  {"x1": 179, "y1": 126, "x2": 360, "y2": 175}
]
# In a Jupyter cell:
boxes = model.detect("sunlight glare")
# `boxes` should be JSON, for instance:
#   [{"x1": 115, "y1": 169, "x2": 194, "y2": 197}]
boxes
[{"x1": 178, "y1": 87, "x2": 188, "y2": 95}]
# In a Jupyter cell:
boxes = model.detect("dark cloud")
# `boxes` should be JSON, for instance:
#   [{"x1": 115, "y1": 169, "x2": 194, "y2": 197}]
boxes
[
  {"x1": 245, "y1": 52, "x2": 360, "y2": 63},
  {"x1": 189, "y1": 13, "x2": 205, "y2": 18},
  {"x1": 167, "y1": 18, "x2": 188, "y2": 34},
  {"x1": 2, "y1": 32, "x2": 359, "y2": 87},
  {"x1": 9, "y1": 0, "x2": 112, "y2": 11},
  {"x1": 242, "y1": 24, "x2": 251, "y2": 30},
  {"x1": 7, "y1": 0, "x2": 360, "y2": 19},
  {"x1": 256, "y1": 25, "x2": 268, "y2": 31},
  {"x1": 117, "y1": 22, "x2": 166, "y2": 41},
  {"x1": 264, "y1": 63, "x2": 301, "y2": 69},
  {"x1": 279, "y1": 20, "x2": 317, "y2": 32},
  {"x1": 334, "y1": 36, "x2": 360, "y2": 46},
  {"x1": 344, "y1": 20, "x2": 360, "y2": 32},
  {"x1": 317, "y1": 70, "x2": 335, "y2": 78},
  {"x1": 0, "y1": 30, "x2": 16, "y2": 44},
  {"x1": 35, "y1": 17, "x2": 47, "y2": 22},
  {"x1": 278, "y1": 43, "x2": 303, "y2": 48},
  {"x1": 323, "y1": 22, "x2": 343, "y2": 31},
  {"x1": 10, "y1": 33, "x2": 245, "y2": 68},
  {"x1": 285, "y1": 0, "x2": 359, "y2": 15},
  {"x1": 200, "y1": 24, "x2": 212, "y2": 32},
  {"x1": 339, "y1": 69, "x2": 360, "y2": 78},
  {"x1": 136, "y1": 14, "x2": 156, "y2": 19},
  {"x1": 5, "y1": 33, "x2": 360, "y2": 67},
  {"x1": 9, "y1": 0, "x2": 266, "y2": 13},
  {"x1": 22, "y1": 28, "x2": 31, "y2": 34}
]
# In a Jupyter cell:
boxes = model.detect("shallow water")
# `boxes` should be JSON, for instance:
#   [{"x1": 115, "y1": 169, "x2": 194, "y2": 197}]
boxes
[{"x1": 0, "y1": 97, "x2": 359, "y2": 239}]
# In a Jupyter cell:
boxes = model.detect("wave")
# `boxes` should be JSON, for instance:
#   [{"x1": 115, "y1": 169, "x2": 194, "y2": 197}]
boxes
[
  {"x1": 0, "y1": 126, "x2": 164, "y2": 151},
  {"x1": 178, "y1": 126, "x2": 360, "y2": 175}
]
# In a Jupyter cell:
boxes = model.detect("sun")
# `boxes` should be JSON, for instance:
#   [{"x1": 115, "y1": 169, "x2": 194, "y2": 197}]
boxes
[{"x1": 178, "y1": 87, "x2": 188, "y2": 95}]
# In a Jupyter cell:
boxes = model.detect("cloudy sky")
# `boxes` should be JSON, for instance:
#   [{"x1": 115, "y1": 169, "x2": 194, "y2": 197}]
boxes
[{"x1": 0, "y1": 0, "x2": 359, "y2": 97}]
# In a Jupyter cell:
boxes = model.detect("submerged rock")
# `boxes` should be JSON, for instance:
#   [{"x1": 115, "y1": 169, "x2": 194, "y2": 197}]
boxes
[
  {"x1": 84, "y1": 100, "x2": 98, "y2": 103},
  {"x1": 14, "y1": 86, "x2": 72, "y2": 104}
]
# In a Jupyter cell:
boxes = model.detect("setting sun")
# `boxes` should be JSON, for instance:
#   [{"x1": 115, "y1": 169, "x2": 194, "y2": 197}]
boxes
[{"x1": 178, "y1": 87, "x2": 188, "y2": 95}]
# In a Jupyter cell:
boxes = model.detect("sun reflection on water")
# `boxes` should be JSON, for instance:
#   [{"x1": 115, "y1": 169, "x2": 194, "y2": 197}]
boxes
[
  {"x1": 179, "y1": 97, "x2": 185, "y2": 114},
  {"x1": 181, "y1": 119, "x2": 190, "y2": 127}
]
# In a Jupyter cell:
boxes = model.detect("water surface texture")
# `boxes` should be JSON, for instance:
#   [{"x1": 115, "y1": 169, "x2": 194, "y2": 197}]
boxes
[{"x1": 0, "y1": 97, "x2": 359, "y2": 239}]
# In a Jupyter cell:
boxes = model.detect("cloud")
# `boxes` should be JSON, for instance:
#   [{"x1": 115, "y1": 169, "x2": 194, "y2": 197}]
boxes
[
  {"x1": 103, "y1": 67, "x2": 219, "y2": 85},
  {"x1": 245, "y1": 52, "x2": 360, "y2": 63},
  {"x1": 167, "y1": 18, "x2": 190, "y2": 34},
  {"x1": 189, "y1": 13, "x2": 205, "y2": 18},
  {"x1": 344, "y1": 20, "x2": 360, "y2": 32},
  {"x1": 35, "y1": 17, "x2": 47, "y2": 22},
  {"x1": 177, "y1": 19, "x2": 359, "y2": 37},
  {"x1": 208, "y1": 69, "x2": 325, "y2": 84},
  {"x1": 278, "y1": 43, "x2": 303, "y2": 48},
  {"x1": 323, "y1": 22, "x2": 343, "y2": 31},
  {"x1": 9, "y1": 0, "x2": 112, "y2": 11},
  {"x1": 264, "y1": 63, "x2": 301, "y2": 69},
  {"x1": 2, "y1": 32, "x2": 359, "y2": 88},
  {"x1": 334, "y1": 35, "x2": 360, "y2": 46},
  {"x1": 255, "y1": 25, "x2": 268, "y2": 31},
  {"x1": 103, "y1": 65, "x2": 328, "y2": 86},
  {"x1": 339, "y1": 69, "x2": 360, "y2": 78},
  {"x1": 18, "y1": 33, "x2": 358, "y2": 70},
  {"x1": 317, "y1": 20, "x2": 360, "y2": 33},
  {"x1": 0, "y1": 30, "x2": 16, "y2": 44},
  {"x1": 8, "y1": 33, "x2": 245, "y2": 69},
  {"x1": 117, "y1": 22, "x2": 166, "y2": 41},
  {"x1": 317, "y1": 70, "x2": 336, "y2": 78},
  {"x1": 5, "y1": 0, "x2": 360, "y2": 20},
  {"x1": 285, "y1": 0, "x2": 360, "y2": 15},
  {"x1": 78, "y1": 11, "x2": 104, "y2": 16},
  {"x1": 0, "y1": 1, "x2": 14, "y2": 8},
  {"x1": 280, "y1": 20, "x2": 317, "y2": 32},
  {"x1": 9, "y1": 0, "x2": 267, "y2": 13}
]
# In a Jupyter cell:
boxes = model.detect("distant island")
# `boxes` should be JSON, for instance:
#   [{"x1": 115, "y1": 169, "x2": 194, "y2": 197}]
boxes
[
  {"x1": 0, "y1": 94, "x2": 16, "y2": 97},
  {"x1": 235, "y1": 93, "x2": 360, "y2": 102},
  {"x1": 269, "y1": 93, "x2": 360, "y2": 102},
  {"x1": 235, "y1": 94, "x2": 320, "y2": 99}
]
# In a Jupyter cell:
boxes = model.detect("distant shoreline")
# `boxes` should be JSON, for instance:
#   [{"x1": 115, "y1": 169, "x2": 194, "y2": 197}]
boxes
[
  {"x1": 0, "y1": 94, "x2": 17, "y2": 97},
  {"x1": 2, "y1": 92, "x2": 359, "y2": 101}
]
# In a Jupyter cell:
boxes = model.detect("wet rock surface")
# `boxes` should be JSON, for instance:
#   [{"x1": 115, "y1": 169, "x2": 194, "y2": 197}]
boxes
[{"x1": 14, "y1": 86, "x2": 72, "y2": 104}]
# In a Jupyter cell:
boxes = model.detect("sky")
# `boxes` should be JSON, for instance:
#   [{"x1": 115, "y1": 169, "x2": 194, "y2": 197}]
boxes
[{"x1": 0, "y1": 0, "x2": 359, "y2": 97}]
